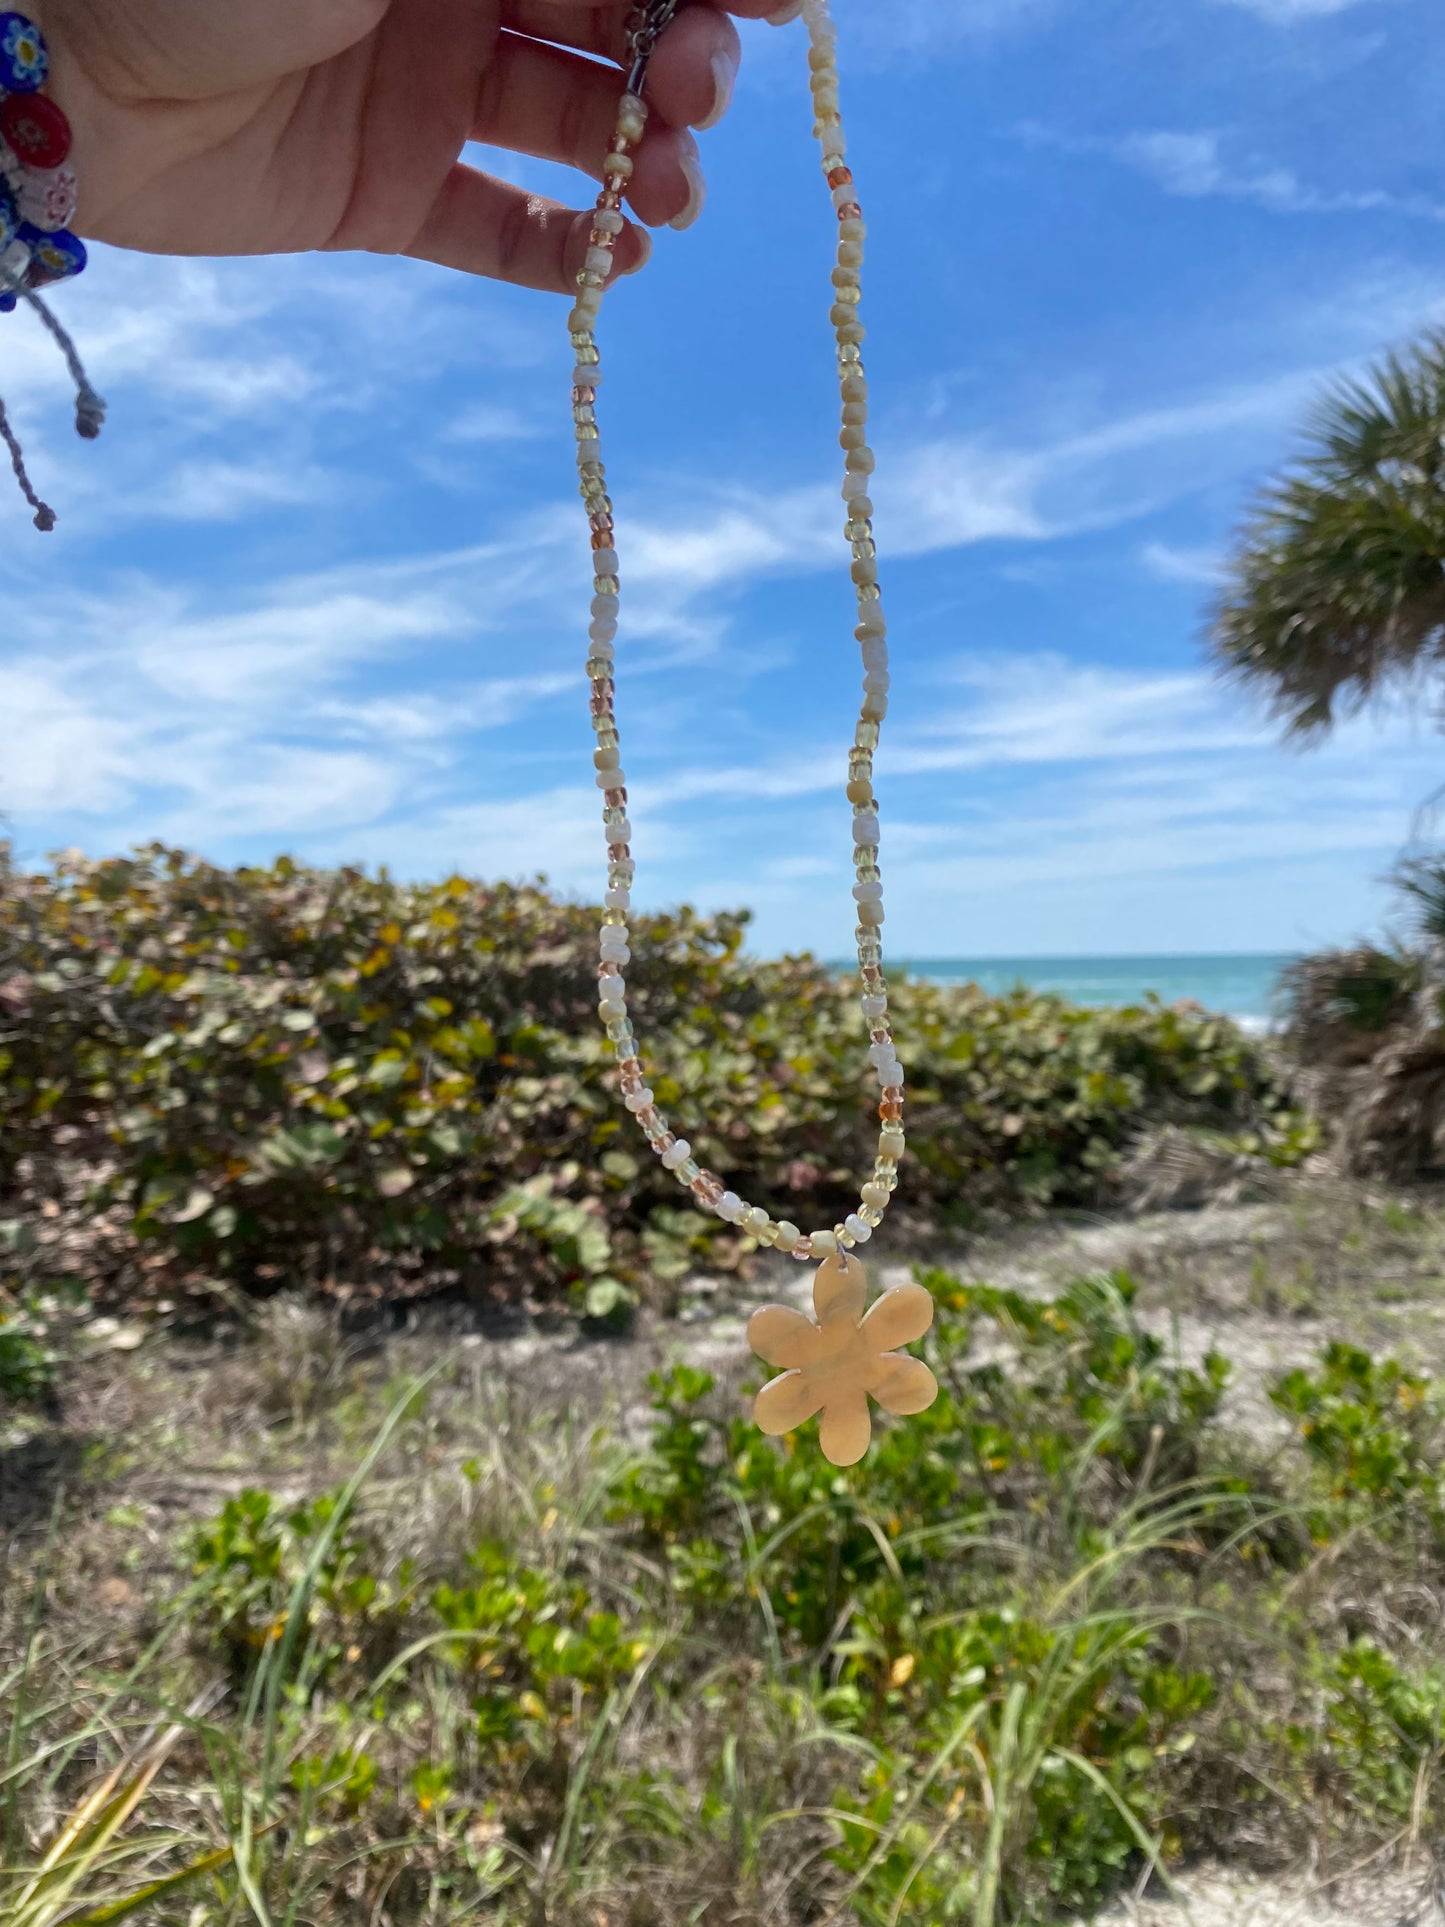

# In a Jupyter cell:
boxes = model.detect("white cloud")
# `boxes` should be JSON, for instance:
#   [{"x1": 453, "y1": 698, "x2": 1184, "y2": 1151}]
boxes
[
  {"x1": 1212, "y1": 0, "x2": 1379, "y2": 20},
  {"x1": 1140, "y1": 541, "x2": 1225, "y2": 585},
  {"x1": 1114, "y1": 129, "x2": 1443, "y2": 220},
  {"x1": 443, "y1": 403, "x2": 540, "y2": 445},
  {"x1": 1022, "y1": 123, "x2": 1444, "y2": 225}
]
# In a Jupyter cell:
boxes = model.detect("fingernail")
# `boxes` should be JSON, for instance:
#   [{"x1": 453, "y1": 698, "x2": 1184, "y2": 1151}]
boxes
[
  {"x1": 696, "y1": 50, "x2": 738, "y2": 132},
  {"x1": 669, "y1": 151, "x2": 707, "y2": 232},
  {"x1": 619, "y1": 225, "x2": 653, "y2": 276},
  {"x1": 767, "y1": 1, "x2": 804, "y2": 24}
]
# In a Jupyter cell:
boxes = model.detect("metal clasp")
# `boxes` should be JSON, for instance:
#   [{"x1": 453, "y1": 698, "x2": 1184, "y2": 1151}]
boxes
[{"x1": 625, "y1": 0, "x2": 684, "y2": 97}]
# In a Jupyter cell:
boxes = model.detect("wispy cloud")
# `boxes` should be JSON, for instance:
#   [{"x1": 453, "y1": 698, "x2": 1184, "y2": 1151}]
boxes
[
  {"x1": 1211, "y1": 0, "x2": 1380, "y2": 21},
  {"x1": 1140, "y1": 541, "x2": 1225, "y2": 586},
  {"x1": 1020, "y1": 123, "x2": 1444, "y2": 223}
]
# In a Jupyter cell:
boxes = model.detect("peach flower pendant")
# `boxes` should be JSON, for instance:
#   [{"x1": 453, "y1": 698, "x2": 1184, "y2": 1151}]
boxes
[{"x1": 746, "y1": 1251, "x2": 939, "y2": 1466}]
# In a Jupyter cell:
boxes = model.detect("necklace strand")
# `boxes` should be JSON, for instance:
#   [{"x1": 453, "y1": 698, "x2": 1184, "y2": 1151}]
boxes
[{"x1": 567, "y1": 0, "x2": 903, "y2": 1264}]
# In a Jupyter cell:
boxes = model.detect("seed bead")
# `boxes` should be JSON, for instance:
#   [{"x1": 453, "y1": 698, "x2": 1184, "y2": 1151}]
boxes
[{"x1": 572, "y1": 0, "x2": 902, "y2": 1249}]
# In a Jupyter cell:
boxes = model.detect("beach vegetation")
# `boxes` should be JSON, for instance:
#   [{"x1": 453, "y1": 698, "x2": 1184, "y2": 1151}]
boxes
[
  {"x1": 0, "y1": 843, "x2": 1292, "y2": 1325},
  {"x1": 8, "y1": 1269, "x2": 1445, "y2": 1923},
  {"x1": 1212, "y1": 326, "x2": 1445, "y2": 737}
]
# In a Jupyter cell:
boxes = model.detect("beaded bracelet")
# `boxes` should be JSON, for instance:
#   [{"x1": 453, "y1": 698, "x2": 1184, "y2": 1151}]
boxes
[
  {"x1": 0, "y1": 12, "x2": 85, "y2": 306},
  {"x1": 0, "y1": 10, "x2": 103, "y2": 529}
]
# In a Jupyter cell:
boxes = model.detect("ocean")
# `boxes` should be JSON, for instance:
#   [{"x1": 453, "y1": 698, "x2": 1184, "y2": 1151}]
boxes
[{"x1": 894, "y1": 955, "x2": 1295, "y2": 1029}]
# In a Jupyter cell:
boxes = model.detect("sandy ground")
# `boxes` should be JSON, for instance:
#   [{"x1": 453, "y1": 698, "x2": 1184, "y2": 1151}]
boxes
[{"x1": 1089, "y1": 1859, "x2": 1444, "y2": 1926}]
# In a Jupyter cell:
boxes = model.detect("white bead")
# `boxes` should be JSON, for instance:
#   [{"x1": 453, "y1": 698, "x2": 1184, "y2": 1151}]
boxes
[
  {"x1": 589, "y1": 639, "x2": 615, "y2": 662},
  {"x1": 843, "y1": 474, "x2": 869, "y2": 500},
  {"x1": 578, "y1": 440, "x2": 604, "y2": 467},
  {"x1": 774, "y1": 1221, "x2": 801, "y2": 1251},
  {"x1": 605, "y1": 819, "x2": 632, "y2": 846},
  {"x1": 600, "y1": 925, "x2": 629, "y2": 948},
  {"x1": 574, "y1": 365, "x2": 603, "y2": 388},
  {"x1": 590, "y1": 619, "x2": 618, "y2": 643},
  {"x1": 592, "y1": 594, "x2": 620, "y2": 619},
  {"x1": 596, "y1": 769, "x2": 625, "y2": 788},
  {"x1": 600, "y1": 943, "x2": 630, "y2": 966},
  {"x1": 584, "y1": 246, "x2": 615, "y2": 278},
  {"x1": 593, "y1": 548, "x2": 620, "y2": 575},
  {"x1": 862, "y1": 692, "x2": 888, "y2": 721},
  {"x1": 598, "y1": 998, "x2": 626, "y2": 1022},
  {"x1": 662, "y1": 1139, "x2": 691, "y2": 1171},
  {"x1": 864, "y1": 670, "x2": 890, "y2": 694},
  {"x1": 868, "y1": 1042, "x2": 894, "y2": 1066},
  {"x1": 605, "y1": 888, "x2": 631, "y2": 910},
  {"x1": 718, "y1": 1191, "x2": 746, "y2": 1224},
  {"x1": 853, "y1": 881, "x2": 883, "y2": 903},
  {"x1": 861, "y1": 994, "x2": 888, "y2": 1020},
  {"x1": 831, "y1": 183, "x2": 856, "y2": 210},
  {"x1": 853, "y1": 814, "x2": 880, "y2": 845},
  {"x1": 593, "y1": 207, "x2": 626, "y2": 235},
  {"x1": 862, "y1": 643, "x2": 889, "y2": 673},
  {"x1": 745, "y1": 1207, "x2": 770, "y2": 1234},
  {"x1": 599, "y1": 973, "x2": 625, "y2": 999},
  {"x1": 624, "y1": 1088, "x2": 655, "y2": 1114},
  {"x1": 812, "y1": 1229, "x2": 838, "y2": 1255},
  {"x1": 876, "y1": 1059, "x2": 904, "y2": 1088},
  {"x1": 845, "y1": 1214, "x2": 872, "y2": 1244}
]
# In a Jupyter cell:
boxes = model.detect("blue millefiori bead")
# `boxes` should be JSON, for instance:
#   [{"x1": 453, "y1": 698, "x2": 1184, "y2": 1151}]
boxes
[
  {"x1": 19, "y1": 221, "x2": 83, "y2": 282},
  {"x1": 0, "y1": 14, "x2": 47, "y2": 93}
]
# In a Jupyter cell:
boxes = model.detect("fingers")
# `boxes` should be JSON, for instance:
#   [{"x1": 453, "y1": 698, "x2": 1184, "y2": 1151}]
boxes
[
  {"x1": 405, "y1": 165, "x2": 650, "y2": 291},
  {"x1": 475, "y1": 32, "x2": 700, "y2": 227},
  {"x1": 502, "y1": 2, "x2": 747, "y2": 134}
]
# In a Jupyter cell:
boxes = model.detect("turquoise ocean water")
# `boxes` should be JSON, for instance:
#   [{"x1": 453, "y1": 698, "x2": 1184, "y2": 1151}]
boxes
[{"x1": 894, "y1": 955, "x2": 1295, "y2": 1028}]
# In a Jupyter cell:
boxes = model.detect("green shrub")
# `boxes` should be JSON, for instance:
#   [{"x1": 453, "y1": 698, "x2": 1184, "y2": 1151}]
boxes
[
  {"x1": 0, "y1": 844, "x2": 1286, "y2": 1312},
  {"x1": 0, "y1": 1283, "x2": 56, "y2": 1406},
  {"x1": 1271, "y1": 1341, "x2": 1445, "y2": 1517},
  {"x1": 18, "y1": 1277, "x2": 1445, "y2": 1925}
]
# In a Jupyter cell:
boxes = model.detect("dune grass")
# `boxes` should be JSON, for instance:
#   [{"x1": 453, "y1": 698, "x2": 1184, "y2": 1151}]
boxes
[{"x1": 7, "y1": 1263, "x2": 1445, "y2": 1924}]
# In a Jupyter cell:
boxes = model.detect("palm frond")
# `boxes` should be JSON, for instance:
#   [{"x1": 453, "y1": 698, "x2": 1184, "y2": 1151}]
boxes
[{"x1": 1211, "y1": 329, "x2": 1445, "y2": 734}]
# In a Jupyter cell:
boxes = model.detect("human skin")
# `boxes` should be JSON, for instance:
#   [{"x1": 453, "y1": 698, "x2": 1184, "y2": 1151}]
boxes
[{"x1": 24, "y1": 0, "x2": 781, "y2": 290}]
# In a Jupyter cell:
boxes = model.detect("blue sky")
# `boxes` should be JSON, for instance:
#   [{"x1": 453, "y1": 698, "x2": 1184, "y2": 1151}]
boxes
[{"x1": 2, "y1": 0, "x2": 1444, "y2": 959}]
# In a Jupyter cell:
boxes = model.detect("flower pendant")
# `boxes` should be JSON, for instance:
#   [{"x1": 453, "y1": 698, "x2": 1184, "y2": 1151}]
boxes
[{"x1": 747, "y1": 1251, "x2": 938, "y2": 1465}]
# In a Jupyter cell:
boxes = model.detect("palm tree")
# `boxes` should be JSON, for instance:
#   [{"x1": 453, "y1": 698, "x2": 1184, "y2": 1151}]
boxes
[{"x1": 1211, "y1": 329, "x2": 1445, "y2": 735}]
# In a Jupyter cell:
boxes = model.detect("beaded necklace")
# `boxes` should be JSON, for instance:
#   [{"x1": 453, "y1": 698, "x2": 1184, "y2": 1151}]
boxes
[{"x1": 569, "y1": 0, "x2": 938, "y2": 1466}]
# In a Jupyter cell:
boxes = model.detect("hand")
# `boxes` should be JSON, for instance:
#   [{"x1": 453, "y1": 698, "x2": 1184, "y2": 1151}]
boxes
[{"x1": 35, "y1": 0, "x2": 779, "y2": 290}]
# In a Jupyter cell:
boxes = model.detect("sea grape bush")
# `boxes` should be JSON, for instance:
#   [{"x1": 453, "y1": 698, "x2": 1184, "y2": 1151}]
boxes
[{"x1": 0, "y1": 844, "x2": 1287, "y2": 1310}]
